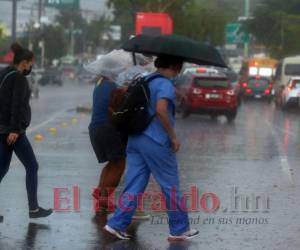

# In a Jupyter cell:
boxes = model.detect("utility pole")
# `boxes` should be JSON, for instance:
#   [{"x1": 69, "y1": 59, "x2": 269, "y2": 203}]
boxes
[
  {"x1": 38, "y1": 0, "x2": 42, "y2": 23},
  {"x1": 243, "y1": 0, "x2": 250, "y2": 59},
  {"x1": 38, "y1": 0, "x2": 45, "y2": 69},
  {"x1": 12, "y1": 0, "x2": 17, "y2": 41}
]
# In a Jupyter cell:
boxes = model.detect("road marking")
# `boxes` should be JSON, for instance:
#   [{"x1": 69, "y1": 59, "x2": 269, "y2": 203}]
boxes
[
  {"x1": 280, "y1": 157, "x2": 294, "y2": 185},
  {"x1": 262, "y1": 120, "x2": 295, "y2": 186},
  {"x1": 27, "y1": 109, "x2": 68, "y2": 135},
  {"x1": 11, "y1": 109, "x2": 70, "y2": 166},
  {"x1": 236, "y1": 114, "x2": 295, "y2": 186}
]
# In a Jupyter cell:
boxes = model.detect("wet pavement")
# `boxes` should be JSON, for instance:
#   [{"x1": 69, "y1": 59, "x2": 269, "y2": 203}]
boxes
[{"x1": 1, "y1": 82, "x2": 300, "y2": 250}]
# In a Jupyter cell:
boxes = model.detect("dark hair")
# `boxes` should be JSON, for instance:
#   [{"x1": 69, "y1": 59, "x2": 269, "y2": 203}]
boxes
[
  {"x1": 154, "y1": 55, "x2": 183, "y2": 69},
  {"x1": 11, "y1": 42, "x2": 34, "y2": 65}
]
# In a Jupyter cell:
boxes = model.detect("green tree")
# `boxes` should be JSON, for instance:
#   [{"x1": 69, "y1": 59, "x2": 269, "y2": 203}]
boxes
[
  {"x1": 0, "y1": 24, "x2": 10, "y2": 55},
  {"x1": 55, "y1": 9, "x2": 88, "y2": 54},
  {"x1": 247, "y1": 0, "x2": 300, "y2": 58},
  {"x1": 174, "y1": 0, "x2": 227, "y2": 46},
  {"x1": 107, "y1": 0, "x2": 235, "y2": 46},
  {"x1": 85, "y1": 16, "x2": 113, "y2": 53},
  {"x1": 42, "y1": 25, "x2": 68, "y2": 63},
  {"x1": 106, "y1": 0, "x2": 193, "y2": 42}
]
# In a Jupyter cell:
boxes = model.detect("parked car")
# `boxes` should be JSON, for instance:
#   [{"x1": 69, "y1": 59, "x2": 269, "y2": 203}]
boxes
[
  {"x1": 274, "y1": 77, "x2": 300, "y2": 109},
  {"x1": 239, "y1": 76, "x2": 273, "y2": 102},
  {"x1": 60, "y1": 64, "x2": 77, "y2": 80},
  {"x1": 38, "y1": 67, "x2": 63, "y2": 86},
  {"x1": 27, "y1": 72, "x2": 39, "y2": 98},
  {"x1": 175, "y1": 69, "x2": 239, "y2": 122},
  {"x1": 77, "y1": 67, "x2": 94, "y2": 85}
]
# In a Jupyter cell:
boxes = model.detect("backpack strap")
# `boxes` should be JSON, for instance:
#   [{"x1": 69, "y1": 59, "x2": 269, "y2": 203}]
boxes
[
  {"x1": 0, "y1": 70, "x2": 18, "y2": 90},
  {"x1": 145, "y1": 73, "x2": 166, "y2": 83}
]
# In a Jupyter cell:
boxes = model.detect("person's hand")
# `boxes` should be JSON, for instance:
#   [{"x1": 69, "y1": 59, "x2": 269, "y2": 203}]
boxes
[
  {"x1": 171, "y1": 136, "x2": 181, "y2": 153},
  {"x1": 7, "y1": 133, "x2": 19, "y2": 146}
]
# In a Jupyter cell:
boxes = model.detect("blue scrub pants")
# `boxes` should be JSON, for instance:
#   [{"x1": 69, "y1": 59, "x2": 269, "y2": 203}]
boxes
[{"x1": 107, "y1": 134, "x2": 190, "y2": 236}]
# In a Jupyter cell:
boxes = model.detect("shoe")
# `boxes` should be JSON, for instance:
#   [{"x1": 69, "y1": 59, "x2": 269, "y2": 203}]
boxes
[
  {"x1": 0, "y1": 215, "x2": 3, "y2": 223},
  {"x1": 168, "y1": 229, "x2": 199, "y2": 241},
  {"x1": 132, "y1": 211, "x2": 150, "y2": 220},
  {"x1": 104, "y1": 225, "x2": 132, "y2": 240},
  {"x1": 29, "y1": 207, "x2": 53, "y2": 219}
]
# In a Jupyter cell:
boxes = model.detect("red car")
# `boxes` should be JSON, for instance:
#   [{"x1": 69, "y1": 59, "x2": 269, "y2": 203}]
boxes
[{"x1": 175, "y1": 70, "x2": 239, "y2": 122}]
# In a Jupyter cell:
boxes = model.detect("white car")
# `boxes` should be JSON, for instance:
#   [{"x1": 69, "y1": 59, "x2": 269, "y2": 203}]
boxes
[{"x1": 279, "y1": 77, "x2": 300, "y2": 107}]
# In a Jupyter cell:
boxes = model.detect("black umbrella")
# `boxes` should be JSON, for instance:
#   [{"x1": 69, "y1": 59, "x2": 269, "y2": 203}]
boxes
[{"x1": 122, "y1": 34, "x2": 227, "y2": 68}]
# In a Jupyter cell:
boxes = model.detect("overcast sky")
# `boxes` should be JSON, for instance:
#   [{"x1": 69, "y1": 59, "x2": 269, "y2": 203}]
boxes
[{"x1": 0, "y1": 0, "x2": 109, "y2": 34}]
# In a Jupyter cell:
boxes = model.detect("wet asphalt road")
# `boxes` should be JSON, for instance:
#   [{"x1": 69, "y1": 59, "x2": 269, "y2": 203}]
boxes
[{"x1": 1, "y1": 82, "x2": 300, "y2": 250}]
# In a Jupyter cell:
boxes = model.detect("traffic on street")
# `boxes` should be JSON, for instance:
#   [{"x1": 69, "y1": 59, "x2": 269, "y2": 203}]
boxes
[{"x1": 1, "y1": 0, "x2": 300, "y2": 250}]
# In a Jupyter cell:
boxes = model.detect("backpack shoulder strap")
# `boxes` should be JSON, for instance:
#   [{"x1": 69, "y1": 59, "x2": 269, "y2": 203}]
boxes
[
  {"x1": 145, "y1": 73, "x2": 166, "y2": 83},
  {"x1": 0, "y1": 70, "x2": 18, "y2": 90}
]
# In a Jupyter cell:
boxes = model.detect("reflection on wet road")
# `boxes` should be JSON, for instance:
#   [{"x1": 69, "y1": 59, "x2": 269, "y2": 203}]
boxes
[{"x1": 1, "y1": 83, "x2": 300, "y2": 250}]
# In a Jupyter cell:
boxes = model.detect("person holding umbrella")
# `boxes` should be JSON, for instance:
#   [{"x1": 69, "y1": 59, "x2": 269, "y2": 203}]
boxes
[
  {"x1": 104, "y1": 34, "x2": 226, "y2": 241},
  {"x1": 104, "y1": 54, "x2": 199, "y2": 241},
  {"x1": 0, "y1": 43, "x2": 53, "y2": 221}
]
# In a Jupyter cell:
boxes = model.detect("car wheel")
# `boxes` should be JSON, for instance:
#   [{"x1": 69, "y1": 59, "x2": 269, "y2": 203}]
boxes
[
  {"x1": 226, "y1": 110, "x2": 237, "y2": 123},
  {"x1": 281, "y1": 103, "x2": 287, "y2": 111},
  {"x1": 210, "y1": 114, "x2": 218, "y2": 120},
  {"x1": 280, "y1": 97, "x2": 287, "y2": 110},
  {"x1": 181, "y1": 103, "x2": 190, "y2": 119},
  {"x1": 267, "y1": 97, "x2": 273, "y2": 103},
  {"x1": 237, "y1": 95, "x2": 242, "y2": 106}
]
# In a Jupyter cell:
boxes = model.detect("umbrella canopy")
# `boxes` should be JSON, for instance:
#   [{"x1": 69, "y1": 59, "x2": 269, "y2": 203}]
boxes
[{"x1": 121, "y1": 34, "x2": 227, "y2": 68}]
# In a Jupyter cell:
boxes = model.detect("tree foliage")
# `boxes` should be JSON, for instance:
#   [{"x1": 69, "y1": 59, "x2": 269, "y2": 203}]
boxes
[
  {"x1": 248, "y1": 0, "x2": 300, "y2": 58},
  {"x1": 107, "y1": 0, "x2": 232, "y2": 45},
  {"x1": 106, "y1": 0, "x2": 192, "y2": 42},
  {"x1": 17, "y1": 9, "x2": 112, "y2": 65}
]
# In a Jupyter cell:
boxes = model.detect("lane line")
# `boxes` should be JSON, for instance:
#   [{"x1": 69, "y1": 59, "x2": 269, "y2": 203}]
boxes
[
  {"x1": 11, "y1": 109, "x2": 70, "y2": 166},
  {"x1": 263, "y1": 119, "x2": 295, "y2": 186},
  {"x1": 235, "y1": 113, "x2": 294, "y2": 186},
  {"x1": 27, "y1": 109, "x2": 69, "y2": 135}
]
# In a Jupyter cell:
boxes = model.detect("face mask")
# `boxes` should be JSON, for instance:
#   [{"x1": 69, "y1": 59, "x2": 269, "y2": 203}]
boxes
[{"x1": 23, "y1": 65, "x2": 32, "y2": 76}]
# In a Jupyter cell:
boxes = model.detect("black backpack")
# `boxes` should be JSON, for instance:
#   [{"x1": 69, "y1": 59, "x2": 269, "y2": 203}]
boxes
[{"x1": 111, "y1": 74, "x2": 164, "y2": 135}]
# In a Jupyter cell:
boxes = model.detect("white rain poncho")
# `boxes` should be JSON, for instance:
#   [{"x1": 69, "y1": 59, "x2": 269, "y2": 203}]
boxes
[
  {"x1": 84, "y1": 50, "x2": 131, "y2": 82},
  {"x1": 84, "y1": 49, "x2": 154, "y2": 83},
  {"x1": 115, "y1": 65, "x2": 149, "y2": 86}
]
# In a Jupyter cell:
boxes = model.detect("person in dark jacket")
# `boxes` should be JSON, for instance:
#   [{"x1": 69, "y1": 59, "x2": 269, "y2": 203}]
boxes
[{"x1": 0, "y1": 43, "x2": 52, "y2": 222}]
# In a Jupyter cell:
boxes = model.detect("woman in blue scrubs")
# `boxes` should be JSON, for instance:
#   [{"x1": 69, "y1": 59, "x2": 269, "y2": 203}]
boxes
[{"x1": 104, "y1": 55, "x2": 199, "y2": 241}]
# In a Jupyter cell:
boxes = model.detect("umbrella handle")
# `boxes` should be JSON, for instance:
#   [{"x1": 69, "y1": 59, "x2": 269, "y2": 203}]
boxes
[{"x1": 132, "y1": 52, "x2": 137, "y2": 66}]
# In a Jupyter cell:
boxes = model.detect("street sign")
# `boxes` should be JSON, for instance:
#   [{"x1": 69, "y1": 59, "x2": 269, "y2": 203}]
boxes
[
  {"x1": 225, "y1": 23, "x2": 249, "y2": 45},
  {"x1": 46, "y1": 0, "x2": 79, "y2": 9}
]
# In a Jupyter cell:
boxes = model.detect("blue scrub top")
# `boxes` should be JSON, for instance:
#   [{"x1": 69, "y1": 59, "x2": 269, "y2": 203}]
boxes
[
  {"x1": 142, "y1": 73, "x2": 176, "y2": 146},
  {"x1": 89, "y1": 79, "x2": 117, "y2": 129}
]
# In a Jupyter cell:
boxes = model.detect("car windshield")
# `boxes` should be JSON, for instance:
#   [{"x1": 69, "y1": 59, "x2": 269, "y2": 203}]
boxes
[
  {"x1": 193, "y1": 78, "x2": 229, "y2": 88},
  {"x1": 291, "y1": 79, "x2": 300, "y2": 87},
  {"x1": 248, "y1": 79, "x2": 269, "y2": 87},
  {"x1": 285, "y1": 64, "x2": 300, "y2": 76}
]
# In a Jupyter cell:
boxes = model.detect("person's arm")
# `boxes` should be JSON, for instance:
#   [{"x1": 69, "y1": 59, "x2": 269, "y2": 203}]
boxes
[
  {"x1": 8, "y1": 75, "x2": 27, "y2": 145},
  {"x1": 156, "y1": 99, "x2": 180, "y2": 152}
]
